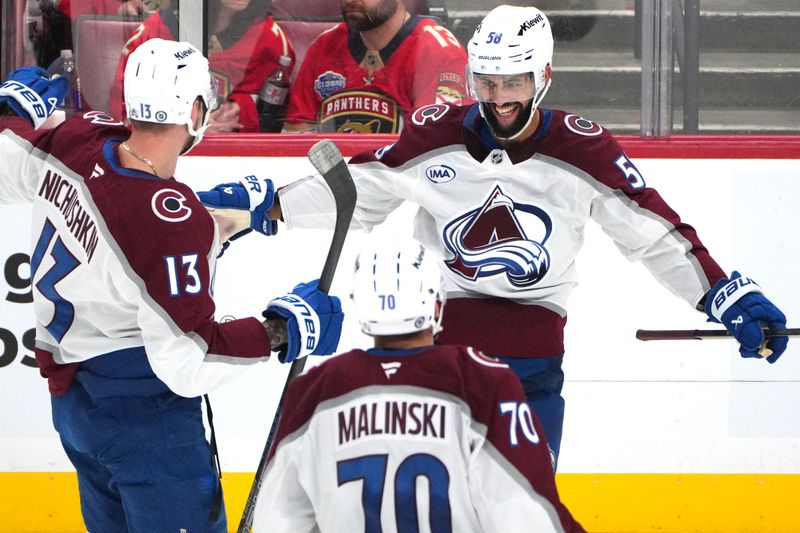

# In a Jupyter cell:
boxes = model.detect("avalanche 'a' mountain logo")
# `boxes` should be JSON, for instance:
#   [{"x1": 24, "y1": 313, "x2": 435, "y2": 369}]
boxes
[{"x1": 443, "y1": 185, "x2": 552, "y2": 287}]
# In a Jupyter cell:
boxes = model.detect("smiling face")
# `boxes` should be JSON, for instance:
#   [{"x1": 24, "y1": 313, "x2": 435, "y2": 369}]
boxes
[{"x1": 472, "y1": 72, "x2": 538, "y2": 139}]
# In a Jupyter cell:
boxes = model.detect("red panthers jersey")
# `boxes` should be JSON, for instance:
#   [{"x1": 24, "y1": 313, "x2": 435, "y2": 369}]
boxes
[{"x1": 284, "y1": 16, "x2": 468, "y2": 133}]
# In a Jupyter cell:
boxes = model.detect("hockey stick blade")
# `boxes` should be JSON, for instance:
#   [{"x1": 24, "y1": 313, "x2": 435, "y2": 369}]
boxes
[
  {"x1": 636, "y1": 327, "x2": 800, "y2": 341},
  {"x1": 237, "y1": 139, "x2": 356, "y2": 533}
]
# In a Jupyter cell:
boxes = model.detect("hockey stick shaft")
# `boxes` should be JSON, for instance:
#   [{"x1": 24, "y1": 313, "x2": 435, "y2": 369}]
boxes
[
  {"x1": 636, "y1": 327, "x2": 800, "y2": 341},
  {"x1": 237, "y1": 139, "x2": 356, "y2": 533}
]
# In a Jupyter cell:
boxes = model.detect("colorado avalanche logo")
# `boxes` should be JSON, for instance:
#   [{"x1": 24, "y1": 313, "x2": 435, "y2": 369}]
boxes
[
  {"x1": 564, "y1": 114, "x2": 603, "y2": 137},
  {"x1": 151, "y1": 189, "x2": 192, "y2": 222},
  {"x1": 443, "y1": 186, "x2": 551, "y2": 287}
]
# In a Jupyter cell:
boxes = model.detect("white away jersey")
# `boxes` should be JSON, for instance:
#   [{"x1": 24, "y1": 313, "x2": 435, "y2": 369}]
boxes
[
  {"x1": 253, "y1": 345, "x2": 585, "y2": 532},
  {"x1": 0, "y1": 113, "x2": 271, "y2": 397},
  {"x1": 279, "y1": 104, "x2": 726, "y2": 357}
]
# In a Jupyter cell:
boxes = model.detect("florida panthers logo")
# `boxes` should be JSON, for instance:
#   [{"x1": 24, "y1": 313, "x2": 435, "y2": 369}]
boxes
[{"x1": 443, "y1": 185, "x2": 551, "y2": 287}]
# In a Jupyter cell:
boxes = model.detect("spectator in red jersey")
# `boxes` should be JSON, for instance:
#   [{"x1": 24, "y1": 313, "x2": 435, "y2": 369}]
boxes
[
  {"x1": 282, "y1": 0, "x2": 468, "y2": 134},
  {"x1": 110, "y1": 0, "x2": 295, "y2": 132}
]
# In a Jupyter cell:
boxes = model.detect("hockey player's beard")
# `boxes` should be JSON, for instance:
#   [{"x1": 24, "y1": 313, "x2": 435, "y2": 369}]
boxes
[
  {"x1": 482, "y1": 99, "x2": 534, "y2": 140},
  {"x1": 343, "y1": 0, "x2": 398, "y2": 32}
]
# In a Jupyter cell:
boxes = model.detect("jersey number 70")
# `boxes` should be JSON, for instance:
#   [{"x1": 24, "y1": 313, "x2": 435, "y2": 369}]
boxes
[{"x1": 337, "y1": 453, "x2": 452, "y2": 532}]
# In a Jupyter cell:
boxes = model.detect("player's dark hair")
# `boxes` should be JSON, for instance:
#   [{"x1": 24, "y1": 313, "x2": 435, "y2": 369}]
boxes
[{"x1": 128, "y1": 119, "x2": 167, "y2": 133}]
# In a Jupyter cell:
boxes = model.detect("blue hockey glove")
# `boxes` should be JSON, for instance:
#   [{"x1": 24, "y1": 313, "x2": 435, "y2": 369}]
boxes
[
  {"x1": 704, "y1": 271, "x2": 788, "y2": 363},
  {"x1": 264, "y1": 280, "x2": 343, "y2": 363},
  {"x1": 0, "y1": 66, "x2": 68, "y2": 128},
  {"x1": 196, "y1": 175, "x2": 277, "y2": 238}
]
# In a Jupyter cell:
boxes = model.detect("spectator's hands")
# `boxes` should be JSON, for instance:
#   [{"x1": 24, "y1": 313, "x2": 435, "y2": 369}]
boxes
[
  {"x1": 208, "y1": 100, "x2": 241, "y2": 132},
  {"x1": 263, "y1": 280, "x2": 344, "y2": 363},
  {"x1": 705, "y1": 271, "x2": 788, "y2": 363},
  {"x1": 197, "y1": 176, "x2": 278, "y2": 242},
  {"x1": 117, "y1": 0, "x2": 147, "y2": 16},
  {"x1": 0, "y1": 66, "x2": 68, "y2": 128}
]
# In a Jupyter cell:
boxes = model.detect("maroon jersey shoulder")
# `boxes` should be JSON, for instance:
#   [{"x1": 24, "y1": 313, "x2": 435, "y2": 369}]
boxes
[
  {"x1": 48, "y1": 115, "x2": 219, "y2": 331},
  {"x1": 535, "y1": 108, "x2": 634, "y2": 191},
  {"x1": 268, "y1": 344, "x2": 520, "y2": 457},
  {"x1": 350, "y1": 103, "x2": 469, "y2": 167}
]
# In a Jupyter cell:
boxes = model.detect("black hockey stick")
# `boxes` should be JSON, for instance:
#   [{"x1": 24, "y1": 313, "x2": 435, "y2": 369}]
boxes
[
  {"x1": 237, "y1": 139, "x2": 356, "y2": 533},
  {"x1": 636, "y1": 328, "x2": 800, "y2": 341}
]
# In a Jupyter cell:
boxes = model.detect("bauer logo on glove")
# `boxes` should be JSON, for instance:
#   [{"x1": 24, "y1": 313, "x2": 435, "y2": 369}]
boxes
[
  {"x1": 705, "y1": 271, "x2": 788, "y2": 363},
  {"x1": 709, "y1": 275, "x2": 760, "y2": 321},
  {"x1": 244, "y1": 174, "x2": 263, "y2": 193},
  {"x1": 271, "y1": 294, "x2": 319, "y2": 352},
  {"x1": 0, "y1": 66, "x2": 68, "y2": 129},
  {"x1": 263, "y1": 280, "x2": 344, "y2": 363}
]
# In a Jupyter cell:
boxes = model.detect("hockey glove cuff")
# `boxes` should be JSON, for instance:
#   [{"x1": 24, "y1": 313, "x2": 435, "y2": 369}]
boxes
[
  {"x1": 263, "y1": 280, "x2": 343, "y2": 363},
  {"x1": 704, "y1": 271, "x2": 788, "y2": 363},
  {"x1": 197, "y1": 175, "x2": 278, "y2": 238},
  {"x1": 0, "y1": 67, "x2": 68, "y2": 129}
]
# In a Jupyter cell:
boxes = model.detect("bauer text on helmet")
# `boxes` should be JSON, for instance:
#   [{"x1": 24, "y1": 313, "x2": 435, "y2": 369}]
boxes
[
  {"x1": 467, "y1": 5, "x2": 553, "y2": 140},
  {"x1": 351, "y1": 238, "x2": 446, "y2": 336},
  {"x1": 123, "y1": 39, "x2": 219, "y2": 149}
]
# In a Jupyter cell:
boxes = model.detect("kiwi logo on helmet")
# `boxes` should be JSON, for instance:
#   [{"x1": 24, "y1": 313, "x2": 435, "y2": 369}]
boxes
[{"x1": 518, "y1": 14, "x2": 544, "y2": 35}]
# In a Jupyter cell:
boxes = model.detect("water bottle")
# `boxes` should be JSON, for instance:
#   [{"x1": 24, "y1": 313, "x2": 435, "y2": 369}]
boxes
[
  {"x1": 60, "y1": 49, "x2": 82, "y2": 116},
  {"x1": 257, "y1": 55, "x2": 292, "y2": 133}
]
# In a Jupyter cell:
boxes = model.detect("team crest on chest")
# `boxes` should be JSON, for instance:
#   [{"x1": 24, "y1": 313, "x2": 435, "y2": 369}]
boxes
[
  {"x1": 443, "y1": 185, "x2": 552, "y2": 287},
  {"x1": 317, "y1": 90, "x2": 400, "y2": 134}
]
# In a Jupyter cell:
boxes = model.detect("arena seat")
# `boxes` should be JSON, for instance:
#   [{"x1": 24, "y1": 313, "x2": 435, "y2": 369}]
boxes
[
  {"x1": 269, "y1": 0, "x2": 340, "y2": 21},
  {"x1": 73, "y1": 15, "x2": 142, "y2": 114},
  {"x1": 275, "y1": 21, "x2": 338, "y2": 82}
]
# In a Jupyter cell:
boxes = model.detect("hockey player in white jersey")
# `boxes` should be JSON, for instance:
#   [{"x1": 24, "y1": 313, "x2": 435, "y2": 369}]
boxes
[
  {"x1": 241, "y1": 4, "x2": 789, "y2": 466},
  {"x1": 0, "y1": 40, "x2": 343, "y2": 532},
  {"x1": 252, "y1": 237, "x2": 586, "y2": 532}
]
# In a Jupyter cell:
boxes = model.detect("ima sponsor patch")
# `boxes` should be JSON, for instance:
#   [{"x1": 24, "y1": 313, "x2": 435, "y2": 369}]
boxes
[
  {"x1": 317, "y1": 90, "x2": 400, "y2": 134},
  {"x1": 435, "y1": 72, "x2": 465, "y2": 105},
  {"x1": 314, "y1": 71, "x2": 346, "y2": 100},
  {"x1": 425, "y1": 164, "x2": 457, "y2": 183}
]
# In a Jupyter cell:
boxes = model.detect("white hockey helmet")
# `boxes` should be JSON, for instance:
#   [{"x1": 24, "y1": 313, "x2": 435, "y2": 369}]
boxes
[
  {"x1": 351, "y1": 237, "x2": 446, "y2": 337},
  {"x1": 123, "y1": 38, "x2": 218, "y2": 151},
  {"x1": 467, "y1": 5, "x2": 554, "y2": 139}
]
